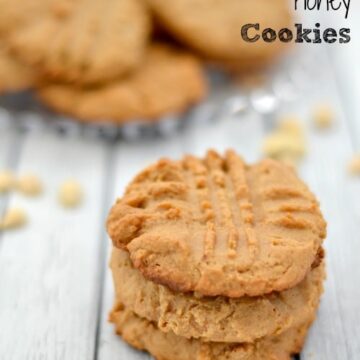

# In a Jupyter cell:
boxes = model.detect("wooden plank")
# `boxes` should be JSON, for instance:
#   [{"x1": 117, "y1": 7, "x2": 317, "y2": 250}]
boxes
[
  {"x1": 299, "y1": 13, "x2": 360, "y2": 358},
  {"x1": 96, "y1": 107, "x2": 264, "y2": 360},
  {"x1": 0, "y1": 109, "x2": 20, "y2": 168},
  {"x1": 0, "y1": 130, "x2": 109, "y2": 360},
  {"x1": 279, "y1": 54, "x2": 359, "y2": 359},
  {"x1": 320, "y1": 1, "x2": 360, "y2": 147}
]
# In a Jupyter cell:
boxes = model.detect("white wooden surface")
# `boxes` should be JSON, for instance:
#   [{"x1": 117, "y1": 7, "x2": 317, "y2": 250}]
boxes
[
  {"x1": 0, "y1": 29, "x2": 359, "y2": 360},
  {"x1": 0, "y1": 130, "x2": 111, "y2": 360}
]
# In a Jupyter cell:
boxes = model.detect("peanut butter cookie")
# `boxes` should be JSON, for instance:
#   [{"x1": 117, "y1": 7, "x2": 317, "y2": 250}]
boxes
[
  {"x1": 146, "y1": 0, "x2": 292, "y2": 67},
  {"x1": 107, "y1": 150, "x2": 326, "y2": 297},
  {"x1": 37, "y1": 44, "x2": 207, "y2": 123},
  {"x1": 111, "y1": 247, "x2": 324, "y2": 343},
  {"x1": 110, "y1": 303, "x2": 314, "y2": 360},
  {"x1": 0, "y1": 0, "x2": 150, "y2": 84}
]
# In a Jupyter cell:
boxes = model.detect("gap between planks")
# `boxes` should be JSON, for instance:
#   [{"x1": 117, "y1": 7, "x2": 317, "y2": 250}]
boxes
[
  {"x1": 0, "y1": 127, "x2": 112, "y2": 360},
  {"x1": 0, "y1": 113, "x2": 27, "y2": 241}
]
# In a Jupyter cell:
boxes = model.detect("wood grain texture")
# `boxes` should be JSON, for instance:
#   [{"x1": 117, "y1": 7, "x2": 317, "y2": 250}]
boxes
[
  {"x1": 319, "y1": 2, "x2": 360, "y2": 148},
  {"x1": 0, "y1": 110, "x2": 24, "y2": 219},
  {"x1": 0, "y1": 130, "x2": 109, "y2": 360},
  {"x1": 299, "y1": 56, "x2": 360, "y2": 360},
  {"x1": 0, "y1": 110, "x2": 21, "y2": 168}
]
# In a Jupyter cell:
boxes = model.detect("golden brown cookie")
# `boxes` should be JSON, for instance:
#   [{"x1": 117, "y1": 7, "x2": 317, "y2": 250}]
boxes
[
  {"x1": 146, "y1": 0, "x2": 292, "y2": 66},
  {"x1": 0, "y1": 46, "x2": 36, "y2": 93},
  {"x1": 110, "y1": 247, "x2": 325, "y2": 343},
  {"x1": 110, "y1": 303, "x2": 314, "y2": 360},
  {"x1": 37, "y1": 44, "x2": 208, "y2": 123},
  {"x1": 0, "y1": 0, "x2": 150, "y2": 84},
  {"x1": 107, "y1": 150, "x2": 326, "y2": 297}
]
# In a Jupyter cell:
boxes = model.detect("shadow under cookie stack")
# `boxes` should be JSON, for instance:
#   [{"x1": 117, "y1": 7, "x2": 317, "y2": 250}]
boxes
[{"x1": 107, "y1": 150, "x2": 326, "y2": 360}]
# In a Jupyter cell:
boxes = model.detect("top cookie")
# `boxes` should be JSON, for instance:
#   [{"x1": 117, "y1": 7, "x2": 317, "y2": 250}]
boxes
[
  {"x1": 0, "y1": 0, "x2": 150, "y2": 84},
  {"x1": 107, "y1": 150, "x2": 326, "y2": 297},
  {"x1": 147, "y1": 0, "x2": 291, "y2": 65}
]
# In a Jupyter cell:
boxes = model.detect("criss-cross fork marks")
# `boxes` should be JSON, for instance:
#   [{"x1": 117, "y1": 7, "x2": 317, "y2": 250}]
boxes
[
  {"x1": 183, "y1": 150, "x2": 258, "y2": 260},
  {"x1": 118, "y1": 152, "x2": 325, "y2": 264},
  {"x1": 261, "y1": 184, "x2": 326, "y2": 238},
  {"x1": 180, "y1": 151, "x2": 326, "y2": 263}
]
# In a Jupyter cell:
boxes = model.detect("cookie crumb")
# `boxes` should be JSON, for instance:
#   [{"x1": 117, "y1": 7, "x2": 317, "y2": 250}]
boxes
[
  {"x1": 0, "y1": 207, "x2": 27, "y2": 230},
  {"x1": 16, "y1": 174, "x2": 43, "y2": 197},
  {"x1": 313, "y1": 103, "x2": 334, "y2": 129},
  {"x1": 263, "y1": 117, "x2": 306, "y2": 164},
  {"x1": 58, "y1": 180, "x2": 83, "y2": 208},
  {"x1": 0, "y1": 170, "x2": 15, "y2": 193},
  {"x1": 348, "y1": 155, "x2": 360, "y2": 176}
]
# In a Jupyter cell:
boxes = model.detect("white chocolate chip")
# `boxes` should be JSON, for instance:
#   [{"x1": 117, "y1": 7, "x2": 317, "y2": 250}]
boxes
[
  {"x1": 0, "y1": 208, "x2": 27, "y2": 230},
  {"x1": 262, "y1": 117, "x2": 306, "y2": 165},
  {"x1": 0, "y1": 170, "x2": 15, "y2": 193},
  {"x1": 348, "y1": 155, "x2": 360, "y2": 176},
  {"x1": 58, "y1": 180, "x2": 83, "y2": 208},
  {"x1": 313, "y1": 104, "x2": 334, "y2": 129},
  {"x1": 263, "y1": 133, "x2": 305, "y2": 158},
  {"x1": 16, "y1": 173, "x2": 43, "y2": 197},
  {"x1": 278, "y1": 117, "x2": 304, "y2": 136}
]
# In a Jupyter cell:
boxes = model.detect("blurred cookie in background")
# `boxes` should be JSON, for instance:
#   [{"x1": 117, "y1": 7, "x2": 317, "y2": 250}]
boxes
[
  {"x1": 0, "y1": 0, "x2": 151, "y2": 85},
  {"x1": 0, "y1": 0, "x2": 294, "y2": 125},
  {"x1": 146, "y1": 0, "x2": 292, "y2": 69},
  {"x1": 37, "y1": 44, "x2": 208, "y2": 123}
]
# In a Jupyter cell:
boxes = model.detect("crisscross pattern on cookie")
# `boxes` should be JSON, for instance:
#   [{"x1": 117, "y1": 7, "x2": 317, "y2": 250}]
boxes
[{"x1": 107, "y1": 150, "x2": 326, "y2": 297}]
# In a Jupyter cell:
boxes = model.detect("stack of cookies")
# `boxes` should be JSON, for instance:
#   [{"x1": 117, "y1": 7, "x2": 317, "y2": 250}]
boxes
[
  {"x1": 107, "y1": 150, "x2": 326, "y2": 360},
  {"x1": 0, "y1": 0, "x2": 291, "y2": 124}
]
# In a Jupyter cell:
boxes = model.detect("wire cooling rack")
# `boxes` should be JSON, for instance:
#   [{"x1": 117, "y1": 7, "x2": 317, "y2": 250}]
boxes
[{"x1": 0, "y1": 46, "x2": 326, "y2": 141}]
